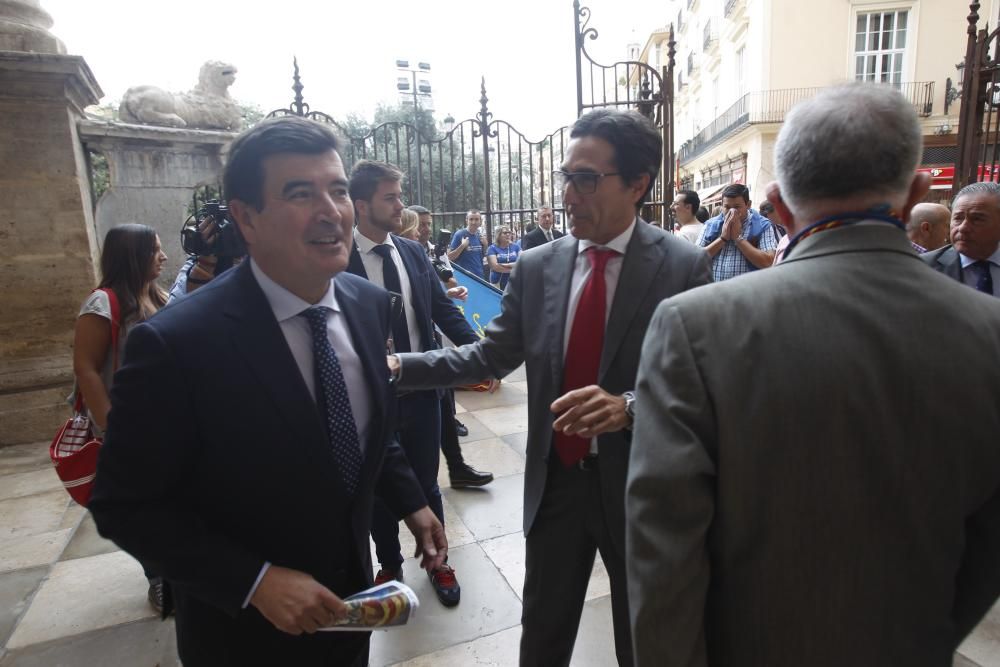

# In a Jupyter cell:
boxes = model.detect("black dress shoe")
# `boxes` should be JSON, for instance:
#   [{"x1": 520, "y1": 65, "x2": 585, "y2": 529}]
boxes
[
  {"x1": 454, "y1": 419, "x2": 469, "y2": 437},
  {"x1": 449, "y1": 463, "x2": 494, "y2": 488}
]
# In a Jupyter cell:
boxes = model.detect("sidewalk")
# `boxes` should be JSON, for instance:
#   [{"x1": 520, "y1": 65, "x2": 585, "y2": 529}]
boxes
[{"x1": 0, "y1": 372, "x2": 997, "y2": 665}]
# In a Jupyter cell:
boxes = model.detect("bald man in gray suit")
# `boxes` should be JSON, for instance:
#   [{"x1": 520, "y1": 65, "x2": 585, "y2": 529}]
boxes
[{"x1": 627, "y1": 83, "x2": 1000, "y2": 667}]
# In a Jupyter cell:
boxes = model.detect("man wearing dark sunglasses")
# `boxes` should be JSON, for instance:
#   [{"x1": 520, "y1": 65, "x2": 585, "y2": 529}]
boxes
[{"x1": 389, "y1": 108, "x2": 711, "y2": 666}]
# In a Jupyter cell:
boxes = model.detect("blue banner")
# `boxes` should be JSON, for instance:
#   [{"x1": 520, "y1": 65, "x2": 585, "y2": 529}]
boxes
[{"x1": 450, "y1": 263, "x2": 502, "y2": 338}]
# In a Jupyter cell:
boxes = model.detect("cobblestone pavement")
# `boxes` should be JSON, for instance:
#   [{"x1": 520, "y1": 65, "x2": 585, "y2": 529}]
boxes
[{"x1": 0, "y1": 371, "x2": 997, "y2": 665}]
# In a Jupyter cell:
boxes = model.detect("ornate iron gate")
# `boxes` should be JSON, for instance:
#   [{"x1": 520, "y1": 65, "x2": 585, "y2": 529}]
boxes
[
  {"x1": 955, "y1": 2, "x2": 1000, "y2": 189},
  {"x1": 264, "y1": 3, "x2": 674, "y2": 240}
]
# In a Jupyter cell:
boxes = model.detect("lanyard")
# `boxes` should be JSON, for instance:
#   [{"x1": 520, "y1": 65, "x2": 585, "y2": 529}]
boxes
[{"x1": 782, "y1": 208, "x2": 904, "y2": 258}]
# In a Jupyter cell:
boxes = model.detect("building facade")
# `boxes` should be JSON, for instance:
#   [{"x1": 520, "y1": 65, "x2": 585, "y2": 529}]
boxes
[{"x1": 634, "y1": 0, "x2": 998, "y2": 211}]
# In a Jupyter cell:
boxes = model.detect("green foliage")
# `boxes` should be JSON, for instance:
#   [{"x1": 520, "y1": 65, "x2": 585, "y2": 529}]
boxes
[
  {"x1": 88, "y1": 151, "x2": 110, "y2": 203},
  {"x1": 238, "y1": 100, "x2": 265, "y2": 128}
]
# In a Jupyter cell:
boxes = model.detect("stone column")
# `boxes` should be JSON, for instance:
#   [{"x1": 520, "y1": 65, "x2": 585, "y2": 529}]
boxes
[{"x1": 0, "y1": 1, "x2": 103, "y2": 446}]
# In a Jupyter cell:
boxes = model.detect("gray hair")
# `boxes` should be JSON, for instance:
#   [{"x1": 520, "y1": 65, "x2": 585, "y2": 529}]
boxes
[
  {"x1": 774, "y1": 83, "x2": 922, "y2": 209},
  {"x1": 953, "y1": 181, "x2": 1000, "y2": 208}
]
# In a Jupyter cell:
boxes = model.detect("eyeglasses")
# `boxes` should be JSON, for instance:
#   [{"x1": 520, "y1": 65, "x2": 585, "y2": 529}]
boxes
[{"x1": 552, "y1": 170, "x2": 621, "y2": 195}]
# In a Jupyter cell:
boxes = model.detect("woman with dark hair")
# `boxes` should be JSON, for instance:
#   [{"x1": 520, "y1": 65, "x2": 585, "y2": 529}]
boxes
[{"x1": 72, "y1": 223, "x2": 167, "y2": 612}]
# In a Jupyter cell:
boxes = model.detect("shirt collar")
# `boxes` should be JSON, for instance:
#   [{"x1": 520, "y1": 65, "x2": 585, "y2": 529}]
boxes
[
  {"x1": 249, "y1": 258, "x2": 339, "y2": 324},
  {"x1": 959, "y1": 245, "x2": 1000, "y2": 268},
  {"x1": 353, "y1": 227, "x2": 397, "y2": 255},
  {"x1": 577, "y1": 216, "x2": 637, "y2": 256}
]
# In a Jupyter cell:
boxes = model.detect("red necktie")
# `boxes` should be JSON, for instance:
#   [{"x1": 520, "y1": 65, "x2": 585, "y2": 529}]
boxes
[{"x1": 554, "y1": 247, "x2": 617, "y2": 467}]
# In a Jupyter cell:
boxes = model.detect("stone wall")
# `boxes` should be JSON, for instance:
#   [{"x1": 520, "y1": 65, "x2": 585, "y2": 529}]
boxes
[{"x1": 78, "y1": 121, "x2": 235, "y2": 287}]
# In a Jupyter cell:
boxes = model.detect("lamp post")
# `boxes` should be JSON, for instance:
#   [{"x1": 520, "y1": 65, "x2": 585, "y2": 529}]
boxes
[{"x1": 395, "y1": 59, "x2": 433, "y2": 205}]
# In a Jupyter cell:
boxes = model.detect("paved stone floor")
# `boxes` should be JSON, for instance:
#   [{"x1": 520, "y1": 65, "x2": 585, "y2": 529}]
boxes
[{"x1": 0, "y1": 369, "x2": 998, "y2": 666}]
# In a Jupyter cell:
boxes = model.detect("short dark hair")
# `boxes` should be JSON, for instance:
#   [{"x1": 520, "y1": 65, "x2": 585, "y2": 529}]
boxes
[
  {"x1": 677, "y1": 189, "x2": 700, "y2": 213},
  {"x1": 224, "y1": 115, "x2": 342, "y2": 211},
  {"x1": 569, "y1": 109, "x2": 661, "y2": 210},
  {"x1": 349, "y1": 160, "x2": 403, "y2": 203},
  {"x1": 408, "y1": 204, "x2": 430, "y2": 215},
  {"x1": 696, "y1": 206, "x2": 710, "y2": 223},
  {"x1": 721, "y1": 183, "x2": 750, "y2": 204},
  {"x1": 759, "y1": 201, "x2": 775, "y2": 217}
]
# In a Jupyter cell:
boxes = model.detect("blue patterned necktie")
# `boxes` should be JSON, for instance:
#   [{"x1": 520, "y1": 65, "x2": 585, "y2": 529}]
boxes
[
  {"x1": 371, "y1": 244, "x2": 411, "y2": 352},
  {"x1": 302, "y1": 306, "x2": 363, "y2": 496},
  {"x1": 973, "y1": 261, "x2": 995, "y2": 296}
]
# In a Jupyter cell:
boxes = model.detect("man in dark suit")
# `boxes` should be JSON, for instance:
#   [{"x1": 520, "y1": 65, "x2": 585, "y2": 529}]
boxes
[
  {"x1": 520, "y1": 205, "x2": 564, "y2": 249},
  {"x1": 922, "y1": 182, "x2": 1000, "y2": 297},
  {"x1": 627, "y1": 83, "x2": 1000, "y2": 666},
  {"x1": 388, "y1": 109, "x2": 711, "y2": 666},
  {"x1": 89, "y1": 116, "x2": 447, "y2": 667},
  {"x1": 346, "y1": 160, "x2": 480, "y2": 606}
]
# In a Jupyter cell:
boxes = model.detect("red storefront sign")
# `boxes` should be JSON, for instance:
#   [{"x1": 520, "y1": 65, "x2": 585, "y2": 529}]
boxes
[{"x1": 918, "y1": 165, "x2": 1000, "y2": 189}]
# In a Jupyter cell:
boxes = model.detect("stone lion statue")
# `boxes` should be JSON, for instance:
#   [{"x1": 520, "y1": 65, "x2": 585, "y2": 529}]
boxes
[{"x1": 119, "y1": 61, "x2": 243, "y2": 131}]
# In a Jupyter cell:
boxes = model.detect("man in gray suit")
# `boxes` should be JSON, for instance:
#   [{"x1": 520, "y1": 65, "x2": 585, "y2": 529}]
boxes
[
  {"x1": 389, "y1": 109, "x2": 711, "y2": 666},
  {"x1": 626, "y1": 82, "x2": 1000, "y2": 666},
  {"x1": 922, "y1": 183, "x2": 1000, "y2": 297}
]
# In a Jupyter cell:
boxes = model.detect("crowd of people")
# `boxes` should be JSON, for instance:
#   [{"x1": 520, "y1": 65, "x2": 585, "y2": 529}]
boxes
[{"x1": 75, "y1": 81, "x2": 1000, "y2": 667}]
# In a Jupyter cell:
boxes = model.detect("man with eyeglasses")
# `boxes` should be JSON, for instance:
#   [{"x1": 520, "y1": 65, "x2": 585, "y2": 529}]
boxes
[
  {"x1": 923, "y1": 183, "x2": 1000, "y2": 296},
  {"x1": 387, "y1": 109, "x2": 711, "y2": 666}
]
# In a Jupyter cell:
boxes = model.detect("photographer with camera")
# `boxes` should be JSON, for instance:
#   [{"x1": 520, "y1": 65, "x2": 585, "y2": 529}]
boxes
[{"x1": 167, "y1": 200, "x2": 247, "y2": 303}]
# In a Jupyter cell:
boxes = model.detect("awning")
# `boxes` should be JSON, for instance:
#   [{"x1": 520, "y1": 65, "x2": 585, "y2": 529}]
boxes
[{"x1": 696, "y1": 184, "x2": 727, "y2": 206}]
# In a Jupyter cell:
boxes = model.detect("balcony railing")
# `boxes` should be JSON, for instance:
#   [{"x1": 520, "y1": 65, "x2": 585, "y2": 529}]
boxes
[
  {"x1": 677, "y1": 82, "x2": 935, "y2": 164},
  {"x1": 703, "y1": 22, "x2": 716, "y2": 50}
]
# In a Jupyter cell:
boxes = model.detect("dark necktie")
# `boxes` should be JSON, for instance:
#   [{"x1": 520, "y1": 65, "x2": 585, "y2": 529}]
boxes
[
  {"x1": 544, "y1": 229, "x2": 552, "y2": 243},
  {"x1": 371, "y1": 244, "x2": 411, "y2": 352},
  {"x1": 303, "y1": 306, "x2": 363, "y2": 496},
  {"x1": 973, "y1": 260, "x2": 995, "y2": 296},
  {"x1": 554, "y1": 247, "x2": 617, "y2": 467}
]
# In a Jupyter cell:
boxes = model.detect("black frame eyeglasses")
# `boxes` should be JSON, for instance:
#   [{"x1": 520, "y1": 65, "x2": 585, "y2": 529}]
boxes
[{"x1": 552, "y1": 170, "x2": 622, "y2": 195}]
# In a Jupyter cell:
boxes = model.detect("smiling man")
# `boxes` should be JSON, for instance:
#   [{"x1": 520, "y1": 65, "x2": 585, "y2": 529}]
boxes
[
  {"x1": 387, "y1": 109, "x2": 711, "y2": 666},
  {"x1": 90, "y1": 116, "x2": 446, "y2": 667}
]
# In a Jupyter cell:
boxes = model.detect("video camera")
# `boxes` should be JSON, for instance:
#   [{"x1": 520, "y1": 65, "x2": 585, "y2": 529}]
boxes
[
  {"x1": 434, "y1": 228, "x2": 452, "y2": 261},
  {"x1": 180, "y1": 200, "x2": 246, "y2": 261}
]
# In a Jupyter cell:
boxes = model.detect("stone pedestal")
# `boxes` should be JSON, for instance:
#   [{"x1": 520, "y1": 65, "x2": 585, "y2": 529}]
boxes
[
  {"x1": 0, "y1": 51, "x2": 102, "y2": 446},
  {"x1": 78, "y1": 120, "x2": 235, "y2": 285},
  {"x1": 0, "y1": 0, "x2": 65, "y2": 54}
]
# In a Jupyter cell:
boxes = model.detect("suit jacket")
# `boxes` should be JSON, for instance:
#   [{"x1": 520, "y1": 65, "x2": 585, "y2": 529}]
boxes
[
  {"x1": 922, "y1": 243, "x2": 963, "y2": 281},
  {"x1": 627, "y1": 224, "x2": 1000, "y2": 666},
  {"x1": 347, "y1": 233, "x2": 479, "y2": 349},
  {"x1": 90, "y1": 262, "x2": 426, "y2": 666},
  {"x1": 396, "y1": 220, "x2": 711, "y2": 554},
  {"x1": 521, "y1": 225, "x2": 565, "y2": 250}
]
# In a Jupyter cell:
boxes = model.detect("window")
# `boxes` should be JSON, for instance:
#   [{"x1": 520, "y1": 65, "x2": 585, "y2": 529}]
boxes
[
  {"x1": 854, "y1": 9, "x2": 908, "y2": 85},
  {"x1": 736, "y1": 47, "x2": 747, "y2": 96}
]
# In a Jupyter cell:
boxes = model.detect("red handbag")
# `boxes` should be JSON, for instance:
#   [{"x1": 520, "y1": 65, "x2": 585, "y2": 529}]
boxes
[{"x1": 50, "y1": 288, "x2": 121, "y2": 506}]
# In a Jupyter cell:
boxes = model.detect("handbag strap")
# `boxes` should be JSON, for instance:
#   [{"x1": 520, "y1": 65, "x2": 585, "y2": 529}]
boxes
[{"x1": 73, "y1": 288, "x2": 123, "y2": 414}]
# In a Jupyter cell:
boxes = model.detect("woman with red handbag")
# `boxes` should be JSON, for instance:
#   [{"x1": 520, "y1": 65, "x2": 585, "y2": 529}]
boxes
[{"x1": 71, "y1": 223, "x2": 167, "y2": 612}]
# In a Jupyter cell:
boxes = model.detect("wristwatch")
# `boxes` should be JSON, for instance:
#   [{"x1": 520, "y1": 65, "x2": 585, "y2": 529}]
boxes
[{"x1": 623, "y1": 391, "x2": 636, "y2": 428}]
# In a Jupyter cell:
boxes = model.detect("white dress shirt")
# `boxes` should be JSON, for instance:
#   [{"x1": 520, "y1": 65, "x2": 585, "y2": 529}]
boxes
[
  {"x1": 959, "y1": 246, "x2": 1000, "y2": 296},
  {"x1": 244, "y1": 259, "x2": 374, "y2": 607},
  {"x1": 353, "y1": 229, "x2": 424, "y2": 352},
  {"x1": 562, "y1": 218, "x2": 636, "y2": 454}
]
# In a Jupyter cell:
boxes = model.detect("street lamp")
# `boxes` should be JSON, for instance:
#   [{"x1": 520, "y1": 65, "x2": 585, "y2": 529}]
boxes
[
  {"x1": 396, "y1": 59, "x2": 434, "y2": 204},
  {"x1": 443, "y1": 113, "x2": 455, "y2": 135}
]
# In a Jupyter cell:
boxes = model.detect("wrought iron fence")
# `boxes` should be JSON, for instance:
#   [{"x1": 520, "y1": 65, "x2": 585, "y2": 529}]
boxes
[
  {"x1": 679, "y1": 82, "x2": 934, "y2": 164},
  {"x1": 955, "y1": 2, "x2": 1000, "y2": 189}
]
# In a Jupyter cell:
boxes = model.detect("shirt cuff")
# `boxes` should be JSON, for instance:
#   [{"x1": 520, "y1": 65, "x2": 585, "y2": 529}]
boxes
[{"x1": 242, "y1": 561, "x2": 271, "y2": 609}]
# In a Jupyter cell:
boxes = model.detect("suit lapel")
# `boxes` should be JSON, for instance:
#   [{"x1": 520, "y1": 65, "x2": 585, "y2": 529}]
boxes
[
  {"x1": 223, "y1": 264, "x2": 331, "y2": 471},
  {"x1": 544, "y1": 237, "x2": 579, "y2": 391},
  {"x1": 347, "y1": 243, "x2": 368, "y2": 280},
  {"x1": 939, "y1": 246, "x2": 963, "y2": 281},
  {"x1": 600, "y1": 221, "x2": 663, "y2": 380},
  {"x1": 393, "y1": 237, "x2": 431, "y2": 351}
]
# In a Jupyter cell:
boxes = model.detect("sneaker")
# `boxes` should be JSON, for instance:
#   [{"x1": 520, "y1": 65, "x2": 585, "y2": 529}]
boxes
[
  {"x1": 147, "y1": 577, "x2": 165, "y2": 615},
  {"x1": 374, "y1": 565, "x2": 403, "y2": 586},
  {"x1": 454, "y1": 419, "x2": 469, "y2": 437},
  {"x1": 449, "y1": 462, "x2": 494, "y2": 488},
  {"x1": 428, "y1": 564, "x2": 461, "y2": 607}
]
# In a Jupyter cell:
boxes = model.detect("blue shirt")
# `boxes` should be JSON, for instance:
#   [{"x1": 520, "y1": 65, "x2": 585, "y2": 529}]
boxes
[
  {"x1": 488, "y1": 242, "x2": 521, "y2": 288},
  {"x1": 450, "y1": 228, "x2": 484, "y2": 277},
  {"x1": 697, "y1": 208, "x2": 778, "y2": 281}
]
